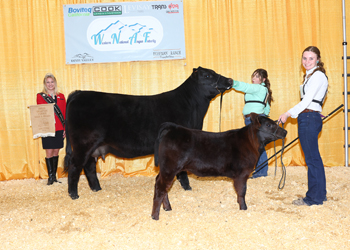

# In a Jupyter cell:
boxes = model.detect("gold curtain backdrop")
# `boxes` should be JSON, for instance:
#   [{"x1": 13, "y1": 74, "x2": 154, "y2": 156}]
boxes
[{"x1": 0, "y1": 0, "x2": 347, "y2": 181}]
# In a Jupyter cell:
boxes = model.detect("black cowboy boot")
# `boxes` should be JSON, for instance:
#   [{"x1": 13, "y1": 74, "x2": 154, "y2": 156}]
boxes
[
  {"x1": 51, "y1": 156, "x2": 61, "y2": 183},
  {"x1": 45, "y1": 157, "x2": 55, "y2": 185}
]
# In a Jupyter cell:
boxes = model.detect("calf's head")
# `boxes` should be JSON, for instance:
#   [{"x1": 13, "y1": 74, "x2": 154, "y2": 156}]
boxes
[
  {"x1": 250, "y1": 113, "x2": 287, "y2": 145},
  {"x1": 191, "y1": 67, "x2": 233, "y2": 96}
]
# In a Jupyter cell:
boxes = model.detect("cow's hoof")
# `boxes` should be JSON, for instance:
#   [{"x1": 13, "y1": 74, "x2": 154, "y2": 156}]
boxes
[
  {"x1": 92, "y1": 187, "x2": 102, "y2": 192},
  {"x1": 164, "y1": 208, "x2": 172, "y2": 211},
  {"x1": 182, "y1": 185, "x2": 192, "y2": 191},
  {"x1": 69, "y1": 193, "x2": 79, "y2": 200},
  {"x1": 151, "y1": 215, "x2": 159, "y2": 220}
]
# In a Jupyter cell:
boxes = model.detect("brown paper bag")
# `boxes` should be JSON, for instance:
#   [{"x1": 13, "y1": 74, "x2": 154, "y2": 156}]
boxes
[{"x1": 28, "y1": 104, "x2": 55, "y2": 139}]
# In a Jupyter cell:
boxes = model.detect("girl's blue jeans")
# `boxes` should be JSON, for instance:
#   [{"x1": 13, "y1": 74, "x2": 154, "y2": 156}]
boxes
[
  {"x1": 298, "y1": 112, "x2": 327, "y2": 205},
  {"x1": 245, "y1": 114, "x2": 268, "y2": 177}
]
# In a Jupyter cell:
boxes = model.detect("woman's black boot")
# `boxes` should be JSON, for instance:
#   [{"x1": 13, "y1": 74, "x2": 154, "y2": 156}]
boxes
[
  {"x1": 51, "y1": 156, "x2": 61, "y2": 183},
  {"x1": 45, "y1": 157, "x2": 55, "y2": 185}
]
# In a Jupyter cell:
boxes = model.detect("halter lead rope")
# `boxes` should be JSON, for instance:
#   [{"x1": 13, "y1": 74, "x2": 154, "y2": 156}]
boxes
[
  {"x1": 215, "y1": 74, "x2": 223, "y2": 132},
  {"x1": 219, "y1": 92, "x2": 223, "y2": 132},
  {"x1": 277, "y1": 122, "x2": 286, "y2": 190}
]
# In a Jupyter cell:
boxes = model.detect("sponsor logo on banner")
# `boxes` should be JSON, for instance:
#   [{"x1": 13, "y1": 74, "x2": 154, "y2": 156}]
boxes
[
  {"x1": 67, "y1": 7, "x2": 92, "y2": 17},
  {"x1": 87, "y1": 17, "x2": 163, "y2": 51},
  {"x1": 93, "y1": 5, "x2": 122, "y2": 16},
  {"x1": 153, "y1": 49, "x2": 182, "y2": 59},
  {"x1": 167, "y1": 3, "x2": 179, "y2": 13},
  {"x1": 152, "y1": 4, "x2": 167, "y2": 10},
  {"x1": 124, "y1": 4, "x2": 152, "y2": 13},
  {"x1": 69, "y1": 53, "x2": 94, "y2": 63}
]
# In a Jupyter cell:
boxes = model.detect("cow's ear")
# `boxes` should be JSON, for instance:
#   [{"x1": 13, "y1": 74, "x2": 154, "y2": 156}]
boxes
[
  {"x1": 191, "y1": 68, "x2": 198, "y2": 80},
  {"x1": 250, "y1": 113, "x2": 260, "y2": 126}
]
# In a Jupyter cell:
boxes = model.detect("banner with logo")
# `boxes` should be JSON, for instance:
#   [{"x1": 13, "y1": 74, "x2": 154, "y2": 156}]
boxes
[{"x1": 63, "y1": 1, "x2": 185, "y2": 64}]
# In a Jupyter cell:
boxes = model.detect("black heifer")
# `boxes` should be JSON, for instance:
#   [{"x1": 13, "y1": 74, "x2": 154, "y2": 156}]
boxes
[
  {"x1": 151, "y1": 114, "x2": 287, "y2": 220},
  {"x1": 64, "y1": 67, "x2": 233, "y2": 199}
]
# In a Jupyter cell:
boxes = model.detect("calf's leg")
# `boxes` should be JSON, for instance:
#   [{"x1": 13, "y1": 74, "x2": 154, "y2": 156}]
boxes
[
  {"x1": 83, "y1": 156, "x2": 102, "y2": 192},
  {"x1": 177, "y1": 171, "x2": 192, "y2": 191},
  {"x1": 152, "y1": 174, "x2": 165, "y2": 220},
  {"x1": 152, "y1": 174, "x2": 174, "y2": 220},
  {"x1": 162, "y1": 193, "x2": 172, "y2": 211},
  {"x1": 233, "y1": 177, "x2": 248, "y2": 210}
]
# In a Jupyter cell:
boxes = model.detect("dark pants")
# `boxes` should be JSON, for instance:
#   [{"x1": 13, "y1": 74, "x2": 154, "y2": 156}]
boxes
[
  {"x1": 298, "y1": 112, "x2": 326, "y2": 205},
  {"x1": 245, "y1": 114, "x2": 268, "y2": 177}
]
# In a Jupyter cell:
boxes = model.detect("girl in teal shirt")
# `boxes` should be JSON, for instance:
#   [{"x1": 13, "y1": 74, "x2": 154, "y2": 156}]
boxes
[{"x1": 232, "y1": 68, "x2": 273, "y2": 178}]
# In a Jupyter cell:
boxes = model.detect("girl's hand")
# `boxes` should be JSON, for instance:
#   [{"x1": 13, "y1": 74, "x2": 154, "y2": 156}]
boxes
[
  {"x1": 279, "y1": 112, "x2": 290, "y2": 123},
  {"x1": 63, "y1": 131, "x2": 66, "y2": 138}
]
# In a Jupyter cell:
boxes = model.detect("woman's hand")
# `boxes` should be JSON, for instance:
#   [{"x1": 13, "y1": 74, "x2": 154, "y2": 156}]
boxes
[
  {"x1": 63, "y1": 131, "x2": 66, "y2": 138},
  {"x1": 279, "y1": 112, "x2": 291, "y2": 124}
]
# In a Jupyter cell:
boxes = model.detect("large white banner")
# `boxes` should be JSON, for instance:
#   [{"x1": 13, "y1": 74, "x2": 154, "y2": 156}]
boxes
[{"x1": 63, "y1": 1, "x2": 185, "y2": 64}]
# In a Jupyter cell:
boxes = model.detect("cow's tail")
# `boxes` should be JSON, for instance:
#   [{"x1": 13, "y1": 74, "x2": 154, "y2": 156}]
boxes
[
  {"x1": 154, "y1": 122, "x2": 175, "y2": 167},
  {"x1": 63, "y1": 93, "x2": 76, "y2": 173},
  {"x1": 63, "y1": 118, "x2": 72, "y2": 173}
]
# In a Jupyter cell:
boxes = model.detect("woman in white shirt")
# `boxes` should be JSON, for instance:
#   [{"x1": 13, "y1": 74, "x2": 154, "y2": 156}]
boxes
[{"x1": 279, "y1": 46, "x2": 328, "y2": 206}]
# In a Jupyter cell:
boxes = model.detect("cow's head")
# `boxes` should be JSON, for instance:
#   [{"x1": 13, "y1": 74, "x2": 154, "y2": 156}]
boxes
[
  {"x1": 192, "y1": 67, "x2": 233, "y2": 96},
  {"x1": 250, "y1": 113, "x2": 287, "y2": 145}
]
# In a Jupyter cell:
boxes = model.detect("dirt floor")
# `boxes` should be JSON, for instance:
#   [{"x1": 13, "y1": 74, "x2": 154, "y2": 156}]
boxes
[{"x1": 0, "y1": 166, "x2": 350, "y2": 250}]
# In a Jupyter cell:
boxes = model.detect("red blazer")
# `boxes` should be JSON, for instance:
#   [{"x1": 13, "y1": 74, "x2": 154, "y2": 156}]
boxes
[{"x1": 36, "y1": 93, "x2": 66, "y2": 131}]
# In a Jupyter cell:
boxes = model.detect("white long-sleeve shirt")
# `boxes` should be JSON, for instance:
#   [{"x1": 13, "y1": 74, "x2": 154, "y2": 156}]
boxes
[{"x1": 288, "y1": 66, "x2": 328, "y2": 118}]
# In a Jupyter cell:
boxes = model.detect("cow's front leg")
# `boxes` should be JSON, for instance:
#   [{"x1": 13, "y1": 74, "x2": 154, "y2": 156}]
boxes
[
  {"x1": 233, "y1": 177, "x2": 248, "y2": 210},
  {"x1": 176, "y1": 171, "x2": 192, "y2": 190},
  {"x1": 84, "y1": 156, "x2": 102, "y2": 192},
  {"x1": 162, "y1": 193, "x2": 172, "y2": 211},
  {"x1": 68, "y1": 163, "x2": 82, "y2": 200}
]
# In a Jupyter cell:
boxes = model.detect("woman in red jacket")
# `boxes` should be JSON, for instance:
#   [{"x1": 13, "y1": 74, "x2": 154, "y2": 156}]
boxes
[{"x1": 37, "y1": 73, "x2": 66, "y2": 185}]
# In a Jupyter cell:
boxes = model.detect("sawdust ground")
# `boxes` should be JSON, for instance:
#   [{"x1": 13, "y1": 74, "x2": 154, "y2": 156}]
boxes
[{"x1": 0, "y1": 166, "x2": 349, "y2": 250}]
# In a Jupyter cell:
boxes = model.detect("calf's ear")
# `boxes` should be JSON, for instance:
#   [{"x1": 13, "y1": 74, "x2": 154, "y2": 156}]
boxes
[
  {"x1": 191, "y1": 68, "x2": 198, "y2": 79},
  {"x1": 250, "y1": 113, "x2": 261, "y2": 126}
]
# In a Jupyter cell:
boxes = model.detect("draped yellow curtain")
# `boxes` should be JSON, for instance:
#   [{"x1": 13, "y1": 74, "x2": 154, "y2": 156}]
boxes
[{"x1": 0, "y1": 0, "x2": 347, "y2": 181}]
